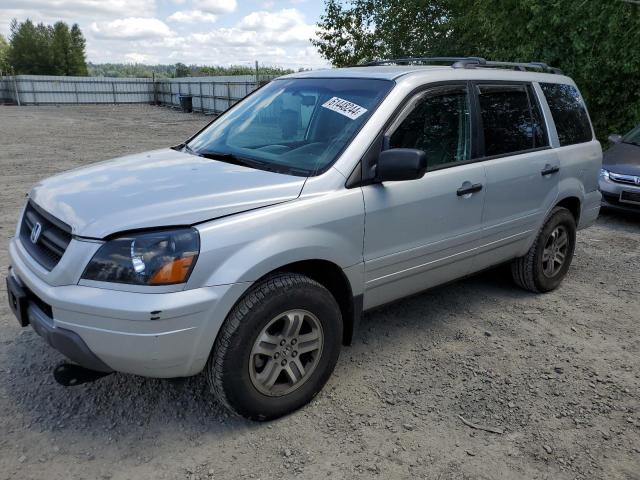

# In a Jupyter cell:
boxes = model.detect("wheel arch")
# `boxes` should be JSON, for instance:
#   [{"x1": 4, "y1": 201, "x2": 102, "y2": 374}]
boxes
[
  {"x1": 261, "y1": 259, "x2": 361, "y2": 346},
  {"x1": 555, "y1": 196, "x2": 581, "y2": 224}
]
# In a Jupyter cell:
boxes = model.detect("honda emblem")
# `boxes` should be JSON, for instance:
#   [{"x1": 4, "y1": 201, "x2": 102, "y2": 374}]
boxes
[{"x1": 30, "y1": 222, "x2": 42, "y2": 244}]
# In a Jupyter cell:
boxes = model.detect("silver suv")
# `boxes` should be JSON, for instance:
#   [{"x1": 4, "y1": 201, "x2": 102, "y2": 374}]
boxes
[{"x1": 6, "y1": 58, "x2": 602, "y2": 420}]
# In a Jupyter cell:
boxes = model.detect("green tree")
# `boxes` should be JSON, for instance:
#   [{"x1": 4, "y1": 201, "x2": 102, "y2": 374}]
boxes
[
  {"x1": 175, "y1": 62, "x2": 191, "y2": 77},
  {"x1": 314, "y1": 0, "x2": 640, "y2": 140},
  {"x1": 450, "y1": 0, "x2": 640, "y2": 141},
  {"x1": 51, "y1": 21, "x2": 71, "y2": 75},
  {"x1": 0, "y1": 34, "x2": 9, "y2": 72},
  {"x1": 86, "y1": 63, "x2": 294, "y2": 78},
  {"x1": 8, "y1": 19, "x2": 54, "y2": 74},
  {"x1": 7, "y1": 18, "x2": 87, "y2": 75},
  {"x1": 69, "y1": 23, "x2": 88, "y2": 75},
  {"x1": 313, "y1": 0, "x2": 457, "y2": 67}
]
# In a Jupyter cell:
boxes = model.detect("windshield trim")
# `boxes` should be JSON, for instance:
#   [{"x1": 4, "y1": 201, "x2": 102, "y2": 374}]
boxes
[{"x1": 182, "y1": 77, "x2": 396, "y2": 177}]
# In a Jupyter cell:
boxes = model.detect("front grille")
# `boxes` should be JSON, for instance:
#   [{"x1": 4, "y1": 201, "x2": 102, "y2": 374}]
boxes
[
  {"x1": 602, "y1": 191, "x2": 640, "y2": 210},
  {"x1": 19, "y1": 201, "x2": 72, "y2": 271},
  {"x1": 621, "y1": 190, "x2": 640, "y2": 204},
  {"x1": 609, "y1": 172, "x2": 640, "y2": 186}
]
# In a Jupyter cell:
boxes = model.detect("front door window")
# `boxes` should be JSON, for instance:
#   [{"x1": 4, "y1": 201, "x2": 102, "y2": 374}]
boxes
[{"x1": 389, "y1": 85, "x2": 472, "y2": 170}]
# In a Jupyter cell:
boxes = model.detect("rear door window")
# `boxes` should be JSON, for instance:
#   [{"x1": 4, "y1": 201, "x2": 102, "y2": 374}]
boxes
[
  {"x1": 477, "y1": 84, "x2": 548, "y2": 157},
  {"x1": 540, "y1": 83, "x2": 593, "y2": 146}
]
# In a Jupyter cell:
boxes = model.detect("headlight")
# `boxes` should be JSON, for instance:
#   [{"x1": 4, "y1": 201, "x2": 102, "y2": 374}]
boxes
[
  {"x1": 82, "y1": 228, "x2": 200, "y2": 285},
  {"x1": 600, "y1": 168, "x2": 610, "y2": 179}
]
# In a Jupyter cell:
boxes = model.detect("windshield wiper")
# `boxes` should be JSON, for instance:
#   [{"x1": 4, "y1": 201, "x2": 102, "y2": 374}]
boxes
[
  {"x1": 172, "y1": 142, "x2": 201, "y2": 156},
  {"x1": 623, "y1": 141, "x2": 640, "y2": 147},
  {"x1": 184, "y1": 148, "x2": 308, "y2": 176},
  {"x1": 183, "y1": 143, "x2": 200, "y2": 156},
  {"x1": 199, "y1": 151, "x2": 263, "y2": 169}
]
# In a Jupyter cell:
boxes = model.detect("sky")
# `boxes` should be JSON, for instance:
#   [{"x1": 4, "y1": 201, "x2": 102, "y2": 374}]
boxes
[{"x1": 0, "y1": 0, "x2": 331, "y2": 69}]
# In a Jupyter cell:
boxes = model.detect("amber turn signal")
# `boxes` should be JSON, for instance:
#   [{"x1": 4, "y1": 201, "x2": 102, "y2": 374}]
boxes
[{"x1": 149, "y1": 256, "x2": 195, "y2": 285}]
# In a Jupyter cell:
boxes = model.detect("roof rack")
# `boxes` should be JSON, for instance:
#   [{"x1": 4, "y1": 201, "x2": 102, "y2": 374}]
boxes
[{"x1": 357, "y1": 57, "x2": 562, "y2": 74}]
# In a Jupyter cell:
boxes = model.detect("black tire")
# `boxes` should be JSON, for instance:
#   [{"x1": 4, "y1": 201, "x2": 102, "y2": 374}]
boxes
[
  {"x1": 207, "y1": 272, "x2": 342, "y2": 421},
  {"x1": 511, "y1": 206, "x2": 577, "y2": 293}
]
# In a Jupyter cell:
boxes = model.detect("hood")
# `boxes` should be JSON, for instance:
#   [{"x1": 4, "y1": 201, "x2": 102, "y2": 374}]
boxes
[
  {"x1": 603, "y1": 142, "x2": 640, "y2": 176},
  {"x1": 30, "y1": 148, "x2": 306, "y2": 238}
]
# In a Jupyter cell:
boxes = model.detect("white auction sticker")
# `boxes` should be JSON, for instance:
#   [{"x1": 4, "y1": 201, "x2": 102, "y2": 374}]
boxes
[{"x1": 321, "y1": 97, "x2": 368, "y2": 120}]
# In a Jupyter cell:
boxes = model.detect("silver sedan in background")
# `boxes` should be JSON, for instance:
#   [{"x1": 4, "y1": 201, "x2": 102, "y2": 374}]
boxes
[{"x1": 600, "y1": 125, "x2": 640, "y2": 212}]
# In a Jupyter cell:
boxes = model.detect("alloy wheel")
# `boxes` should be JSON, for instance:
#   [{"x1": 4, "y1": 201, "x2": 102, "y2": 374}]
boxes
[
  {"x1": 542, "y1": 225, "x2": 569, "y2": 278},
  {"x1": 249, "y1": 309, "x2": 324, "y2": 397}
]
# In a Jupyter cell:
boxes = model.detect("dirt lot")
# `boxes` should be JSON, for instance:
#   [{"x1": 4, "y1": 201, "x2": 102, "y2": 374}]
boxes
[{"x1": 0, "y1": 105, "x2": 638, "y2": 480}]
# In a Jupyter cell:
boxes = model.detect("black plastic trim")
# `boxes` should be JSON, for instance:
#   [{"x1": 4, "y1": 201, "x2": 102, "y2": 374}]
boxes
[
  {"x1": 28, "y1": 200, "x2": 72, "y2": 233},
  {"x1": 20, "y1": 201, "x2": 72, "y2": 271},
  {"x1": 344, "y1": 293, "x2": 363, "y2": 345},
  {"x1": 6, "y1": 275, "x2": 29, "y2": 327},
  {"x1": 355, "y1": 57, "x2": 562, "y2": 74},
  {"x1": 457, "y1": 183, "x2": 483, "y2": 196},
  {"x1": 345, "y1": 161, "x2": 362, "y2": 189},
  {"x1": 541, "y1": 165, "x2": 560, "y2": 176},
  {"x1": 28, "y1": 302, "x2": 113, "y2": 372}
]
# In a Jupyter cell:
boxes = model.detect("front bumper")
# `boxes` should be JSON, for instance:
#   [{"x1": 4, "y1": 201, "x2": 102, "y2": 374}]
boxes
[
  {"x1": 7, "y1": 274, "x2": 112, "y2": 372},
  {"x1": 8, "y1": 238, "x2": 248, "y2": 378},
  {"x1": 599, "y1": 176, "x2": 640, "y2": 212}
]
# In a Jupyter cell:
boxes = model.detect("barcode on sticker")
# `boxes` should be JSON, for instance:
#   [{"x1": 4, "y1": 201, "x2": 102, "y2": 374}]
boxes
[{"x1": 321, "y1": 97, "x2": 368, "y2": 120}]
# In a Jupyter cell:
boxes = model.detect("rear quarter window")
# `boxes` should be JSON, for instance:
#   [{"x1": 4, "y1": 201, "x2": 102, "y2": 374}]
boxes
[{"x1": 540, "y1": 83, "x2": 593, "y2": 146}]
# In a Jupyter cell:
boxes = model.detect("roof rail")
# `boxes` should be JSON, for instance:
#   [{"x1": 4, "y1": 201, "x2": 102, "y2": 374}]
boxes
[
  {"x1": 356, "y1": 56, "x2": 562, "y2": 74},
  {"x1": 359, "y1": 57, "x2": 483, "y2": 67}
]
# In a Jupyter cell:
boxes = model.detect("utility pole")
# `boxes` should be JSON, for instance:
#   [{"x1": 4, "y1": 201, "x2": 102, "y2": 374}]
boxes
[
  {"x1": 12, "y1": 68, "x2": 20, "y2": 106},
  {"x1": 152, "y1": 72, "x2": 157, "y2": 105},
  {"x1": 255, "y1": 60, "x2": 259, "y2": 87}
]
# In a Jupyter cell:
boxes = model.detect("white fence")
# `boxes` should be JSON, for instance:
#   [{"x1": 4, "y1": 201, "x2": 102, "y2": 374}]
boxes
[{"x1": 0, "y1": 74, "x2": 274, "y2": 114}]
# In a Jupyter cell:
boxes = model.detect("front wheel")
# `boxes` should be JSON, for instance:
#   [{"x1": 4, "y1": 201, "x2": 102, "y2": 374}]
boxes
[
  {"x1": 207, "y1": 273, "x2": 342, "y2": 420},
  {"x1": 511, "y1": 206, "x2": 577, "y2": 293}
]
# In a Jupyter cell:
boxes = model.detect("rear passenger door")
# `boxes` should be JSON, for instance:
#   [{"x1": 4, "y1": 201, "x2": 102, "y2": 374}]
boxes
[{"x1": 472, "y1": 82, "x2": 560, "y2": 271}]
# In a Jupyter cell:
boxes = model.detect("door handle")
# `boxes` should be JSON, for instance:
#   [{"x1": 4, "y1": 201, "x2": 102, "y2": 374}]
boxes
[
  {"x1": 541, "y1": 165, "x2": 560, "y2": 176},
  {"x1": 456, "y1": 183, "x2": 483, "y2": 196}
]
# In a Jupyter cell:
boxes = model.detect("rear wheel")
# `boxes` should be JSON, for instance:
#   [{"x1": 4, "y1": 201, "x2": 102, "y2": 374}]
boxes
[
  {"x1": 511, "y1": 206, "x2": 577, "y2": 293},
  {"x1": 207, "y1": 273, "x2": 342, "y2": 420}
]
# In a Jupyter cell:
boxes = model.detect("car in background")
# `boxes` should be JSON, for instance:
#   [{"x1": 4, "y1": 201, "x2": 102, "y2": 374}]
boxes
[{"x1": 600, "y1": 125, "x2": 640, "y2": 212}]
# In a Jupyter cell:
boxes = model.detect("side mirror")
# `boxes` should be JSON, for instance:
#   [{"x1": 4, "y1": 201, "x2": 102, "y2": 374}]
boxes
[
  {"x1": 376, "y1": 148, "x2": 427, "y2": 182},
  {"x1": 608, "y1": 134, "x2": 622, "y2": 144}
]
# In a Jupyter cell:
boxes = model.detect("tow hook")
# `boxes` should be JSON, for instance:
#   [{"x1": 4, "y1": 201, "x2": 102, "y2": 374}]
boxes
[{"x1": 53, "y1": 363, "x2": 113, "y2": 386}]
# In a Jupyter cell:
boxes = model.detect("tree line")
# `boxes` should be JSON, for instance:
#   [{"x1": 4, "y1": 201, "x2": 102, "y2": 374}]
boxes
[
  {"x1": 2, "y1": 19, "x2": 88, "y2": 76},
  {"x1": 314, "y1": 0, "x2": 640, "y2": 141},
  {"x1": 0, "y1": 19, "x2": 295, "y2": 79},
  {"x1": 87, "y1": 62, "x2": 295, "y2": 79}
]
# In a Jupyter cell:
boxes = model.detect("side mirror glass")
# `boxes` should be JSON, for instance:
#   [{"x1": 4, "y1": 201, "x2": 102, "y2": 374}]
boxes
[
  {"x1": 376, "y1": 148, "x2": 427, "y2": 182},
  {"x1": 608, "y1": 134, "x2": 622, "y2": 144}
]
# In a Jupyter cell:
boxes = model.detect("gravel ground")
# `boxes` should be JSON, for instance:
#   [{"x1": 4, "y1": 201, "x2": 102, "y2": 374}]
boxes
[{"x1": 0, "y1": 105, "x2": 638, "y2": 480}]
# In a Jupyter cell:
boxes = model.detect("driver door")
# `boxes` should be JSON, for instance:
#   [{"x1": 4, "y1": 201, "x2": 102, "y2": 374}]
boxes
[{"x1": 362, "y1": 83, "x2": 486, "y2": 309}]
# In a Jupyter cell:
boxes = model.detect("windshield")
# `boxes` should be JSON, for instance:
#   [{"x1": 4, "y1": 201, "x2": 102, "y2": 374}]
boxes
[
  {"x1": 187, "y1": 77, "x2": 394, "y2": 176},
  {"x1": 623, "y1": 124, "x2": 640, "y2": 146}
]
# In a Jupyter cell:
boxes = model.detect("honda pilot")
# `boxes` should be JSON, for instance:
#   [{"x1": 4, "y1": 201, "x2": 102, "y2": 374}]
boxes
[{"x1": 6, "y1": 57, "x2": 602, "y2": 420}]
